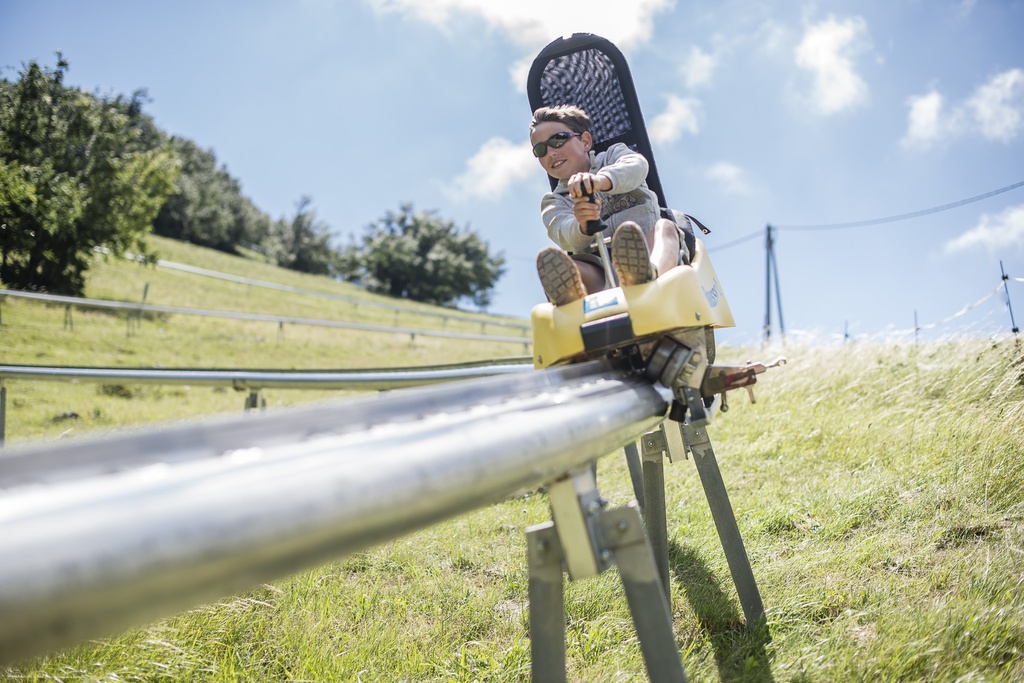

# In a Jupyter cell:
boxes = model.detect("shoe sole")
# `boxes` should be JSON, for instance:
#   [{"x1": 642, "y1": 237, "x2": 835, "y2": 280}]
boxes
[
  {"x1": 537, "y1": 249, "x2": 586, "y2": 306},
  {"x1": 612, "y1": 224, "x2": 655, "y2": 287}
]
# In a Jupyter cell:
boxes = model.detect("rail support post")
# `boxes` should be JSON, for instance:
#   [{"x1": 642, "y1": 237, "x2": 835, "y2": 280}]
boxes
[
  {"x1": 526, "y1": 466, "x2": 688, "y2": 682},
  {"x1": 680, "y1": 422, "x2": 765, "y2": 628},
  {"x1": 640, "y1": 432, "x2": 670, "y2": 596},
  {"x1": 0, "y1": 380, "x2": 6, "y2": 448},
  {"x1": 639, "y1": 417, "x2": 766, "y2": 631},
  {"x1": 638, "y1": 420, "x2": 688, "y2": 598},
  {"x1": 623, "y1": 440, "x2": 645, "y2": 515},
  {"x1": 244, "y1": 389, "x2": 265, "y2": 413},
  {"x1": 526, "y1": 523, "x2": 565, "y2": 682}
]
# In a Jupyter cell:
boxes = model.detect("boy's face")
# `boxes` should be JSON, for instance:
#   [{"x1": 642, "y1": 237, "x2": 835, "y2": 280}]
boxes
[{"x1": 531, "y1": 121, "x2": 592, "y2": 182}]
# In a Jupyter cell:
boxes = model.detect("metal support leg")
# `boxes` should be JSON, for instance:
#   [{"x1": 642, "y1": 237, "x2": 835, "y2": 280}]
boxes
[
  {"x1": 680, "y1": 423, "x2": 765, "y2": 627},
  {"x1": 244, "y1": 389, "x2": 266, "y2": 413},
  {"x1": 0, "y1": 381, "x2": 6, "y2": 448},
  {"x1": 600, "y1": 504, "x2": 688, "y2": 683},
  {"x1": 527, "y1": 500, "x2": 688, "y2": 683},
  {"x1": 639, "y1": 419, "x2": 692, "y2": 600},
  {"x1": 528, "y1": 461, "x2": 689, "y2": 682},
  {"x1": 624, "y1": 440, "x2": 645, "y2": 515},
  {"x1": 526, "y1": 522, "x2": 566, "y2": 683},
  {"x1": 641, "y1": 445, "x2": 670, "y2": 598}
]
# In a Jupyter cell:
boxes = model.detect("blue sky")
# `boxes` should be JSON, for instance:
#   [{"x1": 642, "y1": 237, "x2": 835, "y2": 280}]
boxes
[{"x1": 3, "y1": 0, "x2": 1023, "y2": 344}]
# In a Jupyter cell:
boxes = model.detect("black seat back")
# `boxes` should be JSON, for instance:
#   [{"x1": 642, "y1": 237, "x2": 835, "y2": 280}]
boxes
[{"x1": 527, "y1": 33, "x2": 667, "y2": 209}]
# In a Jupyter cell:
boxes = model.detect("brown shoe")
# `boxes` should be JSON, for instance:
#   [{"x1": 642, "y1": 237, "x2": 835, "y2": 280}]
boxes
[
  {"x1": 537, "y1": 247, "x2": 586, "y2": 306},
  {"x1": 611, "y1": 222, "x2": 656, "y2": 287}
]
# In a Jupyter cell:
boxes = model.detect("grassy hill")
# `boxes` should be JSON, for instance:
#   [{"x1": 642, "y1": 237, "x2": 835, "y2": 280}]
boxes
[
  {"x1": 0, "y1": 236, "x2": 529, "y2": 444},
  {"x1": 2, "y1": 239, "x2": 1023, "y2": 681}
]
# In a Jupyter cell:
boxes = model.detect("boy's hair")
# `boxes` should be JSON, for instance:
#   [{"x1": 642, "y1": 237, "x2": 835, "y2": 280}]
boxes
[{"x1": 530, "y1": 105, "x2": 592, "y2": 136}]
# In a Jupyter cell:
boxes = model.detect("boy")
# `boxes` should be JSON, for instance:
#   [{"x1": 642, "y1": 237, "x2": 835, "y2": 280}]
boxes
[{"x1": 530, "y1": 104, "x2": 688, "y2": 306}]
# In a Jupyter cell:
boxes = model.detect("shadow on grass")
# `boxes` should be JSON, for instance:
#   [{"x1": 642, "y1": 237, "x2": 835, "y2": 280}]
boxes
[{"x1": 669, "y1": 540, "x2": 774, "y2": 683}]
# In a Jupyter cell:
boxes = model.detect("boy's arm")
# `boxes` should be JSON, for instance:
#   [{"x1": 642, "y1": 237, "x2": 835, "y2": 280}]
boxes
[
  {"x1": 541, "y1": 193, "x2": 594, "y2": 252},
  {"x1": 595, "y1": 144, "x2": 649, "y2": 194}
]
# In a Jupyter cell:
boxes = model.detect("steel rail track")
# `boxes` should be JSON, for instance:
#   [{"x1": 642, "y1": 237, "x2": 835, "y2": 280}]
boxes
[{"x1": 0, "y1": 360, "x2": 671, "y2": 665}]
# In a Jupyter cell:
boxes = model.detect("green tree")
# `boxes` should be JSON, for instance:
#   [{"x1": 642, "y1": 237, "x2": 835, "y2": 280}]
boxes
[
  {"x1": 152, "y1": 138, "x2": 271, "y2": 253},
  {"x1": 339, "y1": 204, "x2": 505, "y2": 309},
  {"x1": 0, "y1": 54, "x2": 179, "y2": 294},
  {"x1": 265, "y1": 196, "x2": 337, "y2": 276}
]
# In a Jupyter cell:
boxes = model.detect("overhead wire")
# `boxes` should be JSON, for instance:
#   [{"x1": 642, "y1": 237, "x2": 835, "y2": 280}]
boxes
[
  {"x1": 705, "y1": 179, "x2": 1024, "y2": 253},
  {"x1": 772, "y1": 179, "x2": 1024, "y2": 231},
  {"x1": 704, "y1": 230, "x2": 761, "y2": 253}
]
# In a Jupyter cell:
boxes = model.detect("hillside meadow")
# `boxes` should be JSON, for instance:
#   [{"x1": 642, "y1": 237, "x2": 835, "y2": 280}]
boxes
[
  {"x1": 0, "y1": 236, "x2": 529, "y2": 444},
  {"x1": 1, "y1": 238, "x2": 1023, "y2": 681}
]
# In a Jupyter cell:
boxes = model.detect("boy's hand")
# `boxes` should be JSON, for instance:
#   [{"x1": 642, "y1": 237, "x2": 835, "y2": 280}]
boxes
[
  {"x1": 568, "y1": 172, "x2": 612, "y2": 235},
  {"x1": 567, "y1": 172, "x2": 612, "y2": 200},
  {"x1": 572, "y1": 192, "x2": 602, "y2": 233}
]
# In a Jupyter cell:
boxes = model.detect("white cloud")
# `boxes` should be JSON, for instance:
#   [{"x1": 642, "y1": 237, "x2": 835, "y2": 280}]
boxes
[
  {"x1": 649, "y1": 95, "x2": 701, "y2": 145},
  {"x1": 902, "y1": 69, "x2": 1024, "y2": 149},
  {"x1": 945, "y1": 204, "x2": 1024, "y2": 253},
  {"x1": 681, "y1": 46, "x2": 716, "y2": 89},
  {"x1": 705, "y1": 162, "x2": 749, "y2": 195},
  {"x1": 968, "y1": 68, "x2": 1024, "y2": 142},
  {"x1": 901, "y1": 90, "x2": 949, "y2": 148},
  {"x1": 367, "y1": 0, "x2": 674, "y2": 90},
  {"x1": 448, "y1": 137, "x2": 537, "y2": 200},
  {"x1": 794, "y1": 16, "x2": 871, "y2": 115}
]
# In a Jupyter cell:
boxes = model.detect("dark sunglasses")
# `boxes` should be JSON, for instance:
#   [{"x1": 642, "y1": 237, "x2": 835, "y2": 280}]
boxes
[{"x1": 532, "y1": 131, "x2": 582, "y2": 157}]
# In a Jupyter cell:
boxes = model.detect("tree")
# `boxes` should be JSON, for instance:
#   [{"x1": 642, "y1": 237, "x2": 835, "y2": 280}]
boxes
[
  {"x1": 265, "y1": 196, "x2": 337, "y2": 276},
  {"x1": 152, "y1": 137, "x2": 271, "y2": 253},
  {"x1": 339, "y1": 204, "x2": 505, "y2": 309},
  {"x1": 0, "y1": 55, "x2": 179, "y2": 294}
]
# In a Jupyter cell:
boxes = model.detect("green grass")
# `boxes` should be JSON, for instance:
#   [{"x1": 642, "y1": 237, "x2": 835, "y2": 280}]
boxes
[
  {"x1": 0, "y1": 235, "x2": 529, "y2": 444},
  {"x1": 2, "y1": 240, "x2": 1023, "y2": 681}
]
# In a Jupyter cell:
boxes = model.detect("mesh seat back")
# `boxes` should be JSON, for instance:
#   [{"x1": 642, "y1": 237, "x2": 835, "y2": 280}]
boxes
[{"x1": 527, "y1": 33, "x2": 667, "y2": 209}]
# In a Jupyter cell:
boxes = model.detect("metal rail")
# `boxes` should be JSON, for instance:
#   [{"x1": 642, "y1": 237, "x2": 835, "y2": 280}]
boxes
[
  {"x1": 0, "y1": 289, "x2": 531, "y2": 345},
  {"x1": 0, "y1": 360, "x2": 671, "y2": 665},
  {"x1": 0, "y1": 358, "x2": 533, "y2": 391},
  {"x1": 0, "y1": 359, "x2": 533, "y2": 446}
]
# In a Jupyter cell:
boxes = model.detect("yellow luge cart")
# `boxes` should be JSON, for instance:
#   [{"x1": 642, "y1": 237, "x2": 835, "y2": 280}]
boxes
[{"x1": 531, "y1": 237, "x2": 733, "y2": 369}]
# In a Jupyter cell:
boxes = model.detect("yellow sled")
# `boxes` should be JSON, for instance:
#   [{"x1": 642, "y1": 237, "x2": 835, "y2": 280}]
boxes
[{"x1": 531, "y1": 237, "x2": 734, "y2": 369}]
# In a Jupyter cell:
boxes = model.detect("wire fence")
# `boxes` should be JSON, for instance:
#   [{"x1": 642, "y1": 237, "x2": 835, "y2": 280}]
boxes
[
  {"x1": 0, "y1": 289, "x2": 533, "y2": 347},
  {"x1": 106, "y1": 248, "x2": 531, "y2": 333}
]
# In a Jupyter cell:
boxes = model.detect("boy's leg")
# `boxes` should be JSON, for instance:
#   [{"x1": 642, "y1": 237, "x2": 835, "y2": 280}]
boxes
[
  {"x1": 647, "y1": 218, "x2": 682, "y2": 277},
  {"x1": 575, "y1": 259, "x2": 606, "y2": 293}
]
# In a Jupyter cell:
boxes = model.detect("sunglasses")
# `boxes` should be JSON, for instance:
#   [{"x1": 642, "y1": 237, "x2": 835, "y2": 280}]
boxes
[{"x1": 532, "y1": 131, "x2": 582, "y2": 157}]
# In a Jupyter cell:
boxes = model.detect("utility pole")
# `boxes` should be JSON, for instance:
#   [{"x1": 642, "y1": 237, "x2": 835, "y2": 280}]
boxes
[
  {"x1": 763, "y1": 224, "x2": 785, "y2": 344},
  {"x1": 1001, "y1": 260, "x2": 1019, "y2": 335}
]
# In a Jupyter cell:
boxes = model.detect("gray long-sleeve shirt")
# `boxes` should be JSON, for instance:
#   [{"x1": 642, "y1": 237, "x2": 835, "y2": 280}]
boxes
[{"x1": 539, "y1": 143, "x2": 661, "y2": 253}]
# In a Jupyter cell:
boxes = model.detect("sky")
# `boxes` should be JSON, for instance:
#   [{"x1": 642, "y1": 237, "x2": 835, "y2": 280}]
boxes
[{"x1": 2, "y1": 0, "x2": 1023, "y2": 345}]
